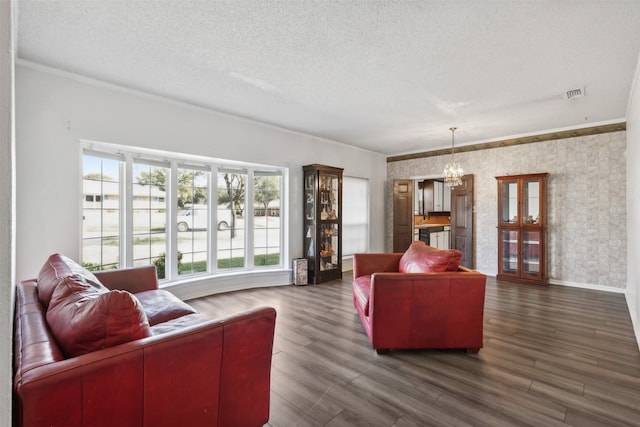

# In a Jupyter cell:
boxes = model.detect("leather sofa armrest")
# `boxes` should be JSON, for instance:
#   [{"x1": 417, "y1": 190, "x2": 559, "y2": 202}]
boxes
[
  {"x1": 94, "y1": 265, "x2": 159, "y2": 293},
  {"x1": 217, "y1": 306, "x2": 277, "y2": 426},
  {"x1": 353, "y1": 253, "x2": 403, "y2": 278}
]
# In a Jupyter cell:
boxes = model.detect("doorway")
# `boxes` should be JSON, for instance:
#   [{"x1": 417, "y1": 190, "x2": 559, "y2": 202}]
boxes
[{"x1": 393, "y1": 175, "x2": 473, "y2": 268}]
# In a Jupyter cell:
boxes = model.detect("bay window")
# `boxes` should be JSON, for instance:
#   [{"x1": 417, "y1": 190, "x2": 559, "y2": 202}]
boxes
[{"x1": 81, "y1": 142, "x2": 284, "y2": 283}]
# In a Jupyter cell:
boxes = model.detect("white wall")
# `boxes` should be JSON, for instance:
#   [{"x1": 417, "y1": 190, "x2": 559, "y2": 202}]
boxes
[
  {"x1": 15, "y1": 63, "x2": 386, "y2": 292},
  {"x1": 0, "y1": 2, "x2": 16, "y2": 426},
  {"x1": 627, "y1": 52, "x2": 640, "y2": 349},
  {"x1": 387, "y1": 129, "x2": 627, "y2": 292}
]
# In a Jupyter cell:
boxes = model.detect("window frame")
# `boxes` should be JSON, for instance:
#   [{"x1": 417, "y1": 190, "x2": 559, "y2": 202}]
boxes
[{"x1": 81, "y1": 141, "x2": 286, "y2": 284}]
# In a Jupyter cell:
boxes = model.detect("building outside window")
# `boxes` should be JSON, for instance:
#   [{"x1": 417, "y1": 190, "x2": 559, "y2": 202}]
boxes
[
  {"x1": 81, "y1": 143, "x2": 284, "y2": 283},
  {"x1": 82, "y1": 154, "x2": 121, "y2": 270}
]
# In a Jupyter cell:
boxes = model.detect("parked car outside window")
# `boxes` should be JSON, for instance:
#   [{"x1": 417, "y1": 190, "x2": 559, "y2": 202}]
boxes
[{"x1": 177, "y1": 208, "x2": 231, "y2": 232}]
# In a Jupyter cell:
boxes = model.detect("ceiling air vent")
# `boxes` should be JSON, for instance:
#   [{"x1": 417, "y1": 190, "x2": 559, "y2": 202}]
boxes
[{"x1": 564, "y1": 87, "x2": 585, "y2": 100}]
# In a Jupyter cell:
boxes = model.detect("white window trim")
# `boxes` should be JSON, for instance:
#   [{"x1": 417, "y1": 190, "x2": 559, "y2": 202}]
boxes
[{"x1": 80, "y1": 140, "x2": 288, "y2": 294}]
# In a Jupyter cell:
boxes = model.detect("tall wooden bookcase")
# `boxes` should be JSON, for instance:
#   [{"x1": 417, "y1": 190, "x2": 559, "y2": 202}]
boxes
[
  {"x1": 303, "y1": 164, "x2": 343, "y2": 284},
  {"x1": 496, "y1": 173, "x2": 548, "y2": 285}
]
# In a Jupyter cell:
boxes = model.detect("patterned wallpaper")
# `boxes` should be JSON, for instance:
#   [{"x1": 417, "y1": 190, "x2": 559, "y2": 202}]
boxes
[{"x1": 386, "y1": 131, "x2": 627, "y2": 289}]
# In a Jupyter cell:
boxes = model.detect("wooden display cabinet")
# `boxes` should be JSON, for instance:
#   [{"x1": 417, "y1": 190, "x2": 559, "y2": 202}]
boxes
[
  {"x1": 303, "y1": 164, "x2": 343, "y2": 284},
  {"x1": 496, "y1": 173, "x2": 548, "y2": 285}
]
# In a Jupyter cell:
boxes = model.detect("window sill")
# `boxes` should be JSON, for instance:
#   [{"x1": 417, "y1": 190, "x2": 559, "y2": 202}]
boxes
[{"x1": 161, "y1": 268, "x2": 292, "y2": 301}]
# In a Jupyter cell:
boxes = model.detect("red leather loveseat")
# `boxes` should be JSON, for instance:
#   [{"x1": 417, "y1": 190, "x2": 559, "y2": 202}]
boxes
[
  {"x1": 14, "y1": 253, "x2": 276, "y2": 427},
  {"x1": 353, "y1": 241, "x2": 486, "y2": 354}
]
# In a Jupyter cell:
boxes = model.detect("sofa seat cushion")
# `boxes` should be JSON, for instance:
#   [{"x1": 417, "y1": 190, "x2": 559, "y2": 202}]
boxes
[
  {"x1": 150, "y1": 313, "x2": 209, "y2": 335},
  {"x1": 37, "y1": 253, "x2": 104, "y2": 308},
  {"x1": 46, "y1": 274, "x2": 151, "y2": 357},
  {"x1": 399, "y1": 241, "x2": 462, "y2": 273},
  {"x1": 135, "y1": 289, "x2": 198, "y2": 326},
  {"x1": 353, "y1": 275, "x2": 372, "y2": 316}
]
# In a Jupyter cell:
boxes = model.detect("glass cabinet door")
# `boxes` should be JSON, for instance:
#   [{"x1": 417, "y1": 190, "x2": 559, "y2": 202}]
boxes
[
  {"x1": 319, "y1": 172, "x2": 339, "y2": 272},
  {"x1": 523, "y1": 179, "x2": 541, "y2": 225},
  {"x1": 319, "y1": 223, "x2": 339, "y2": 271},
  {"x1": 304, "y1": 172, "x2": 316, "y2": 263},
  {"x1": 500, "y1": 230, "x2": 519, "y2": 275},
  {"x1": 320, "y1": 173, "x2": 339, "y2": 221},
  {"x1": 522, "y1": 230, "x2": 541, "y2": 277},
  {"x1": 500, "y1": 181, "x2": 519, "y2": 225}
]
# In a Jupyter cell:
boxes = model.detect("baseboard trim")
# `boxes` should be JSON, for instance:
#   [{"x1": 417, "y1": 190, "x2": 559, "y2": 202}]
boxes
[
  {"x1": 548, "y1": 278, "x2": 626, "y2": 293},
  {"x1": 478, "y1": 271, "x2": 627, "y2": 294},
  {"x1": 625, "y1": 291, "x2": 640, "y2": 352},
  {"x1": 342, "y1": 257, "x2": 353, "y2": 273}
]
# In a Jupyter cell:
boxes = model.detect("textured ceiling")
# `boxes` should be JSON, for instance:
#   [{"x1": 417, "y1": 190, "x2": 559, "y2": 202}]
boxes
[{"x1": 16, "y1": 1, "x2": 640, "y2": 155}]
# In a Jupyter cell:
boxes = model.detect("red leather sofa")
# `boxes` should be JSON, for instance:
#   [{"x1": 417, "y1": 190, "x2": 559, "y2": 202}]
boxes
[
  {"x1": 13, "y1": 254, "x2": 276, "y2": 427},
  {"x1": 353, "y1": 241, "x2": 486, "y2": 354}
]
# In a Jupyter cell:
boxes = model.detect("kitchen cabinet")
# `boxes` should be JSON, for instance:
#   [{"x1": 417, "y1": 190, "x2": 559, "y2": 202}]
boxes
[
  {"x1": 419, "y1": 180, "x2": 450, "y2": 213},
  {"x1": 303, "y1": 164, "x2": 343, "y2": 284},
  {"x1": 430, "y1": 229, "x2": 450, "y2": 250},
  {"x1": 443, "y1": 186, "x2": 451, "y2": 212},
  {"x1": 434, "y1": 181, "x2": 444, "y2": 211},
  {"x1": 496, "y1": 173, "x2": 548, "y2": 285},
  {"x1": 417, "y1": 226, "x2": 450, "y2": 249}
]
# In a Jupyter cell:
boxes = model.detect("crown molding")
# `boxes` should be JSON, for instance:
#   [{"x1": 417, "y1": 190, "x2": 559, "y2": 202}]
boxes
[{"x1": 387, "y1": 122, "x2": 626, "y2": 163}]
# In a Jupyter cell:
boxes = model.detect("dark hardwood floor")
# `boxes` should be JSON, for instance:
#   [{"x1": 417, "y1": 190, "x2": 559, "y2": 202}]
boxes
[{"x1": 188, "y1": 275, "x2": 640, "y2": 427}]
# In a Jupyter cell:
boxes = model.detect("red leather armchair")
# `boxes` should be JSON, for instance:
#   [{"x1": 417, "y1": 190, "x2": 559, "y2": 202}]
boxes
[
  {"x1": 353, "y1": 249, "x2": 486, "y2": 354},
  {"x1": 14, "y1": 254, "x2": 276, "y2": 427}
]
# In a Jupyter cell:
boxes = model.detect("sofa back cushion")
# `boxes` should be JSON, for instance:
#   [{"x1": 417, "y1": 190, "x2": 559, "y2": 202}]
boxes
[
  {"x1": 46, "y1": 273, "x2": 151, "y2": 357},
  {"x1": 399, "y1": 241, "x2": 463, "y2": 273},
  {"x1": 37, "y1": 253, "x2": 104, "y2": 308}
]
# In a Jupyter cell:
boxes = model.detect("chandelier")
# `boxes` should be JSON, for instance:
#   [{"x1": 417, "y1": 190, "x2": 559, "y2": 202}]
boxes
[{"x1": 444, "y1": 127, "x2": 464, "y2": 187}]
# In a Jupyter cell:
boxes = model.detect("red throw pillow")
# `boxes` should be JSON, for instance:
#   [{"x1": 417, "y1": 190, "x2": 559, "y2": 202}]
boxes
[
  {"x1": 37, "y1": 253, "x2": 104, "y2": 308},
  {"x1": 134, "y1": 289, "x2": 198, "y2": 326},
  {"x1": 46, "y1": 274, "x2": 151, "y2": 357},
  {"x1": 399, "y1": 241, "x2": 462, "y2": 273}
]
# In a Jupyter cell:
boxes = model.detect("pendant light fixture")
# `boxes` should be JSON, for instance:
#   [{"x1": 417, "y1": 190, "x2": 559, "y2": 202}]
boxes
[{"x1": 444, "y1": 127, "x2": 464, "y2": 187}]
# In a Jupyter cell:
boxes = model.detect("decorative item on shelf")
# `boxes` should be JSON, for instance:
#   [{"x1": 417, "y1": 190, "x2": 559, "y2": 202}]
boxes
[{"x1": 444, "y1": 127, "x2": 464, "y2": 187}]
